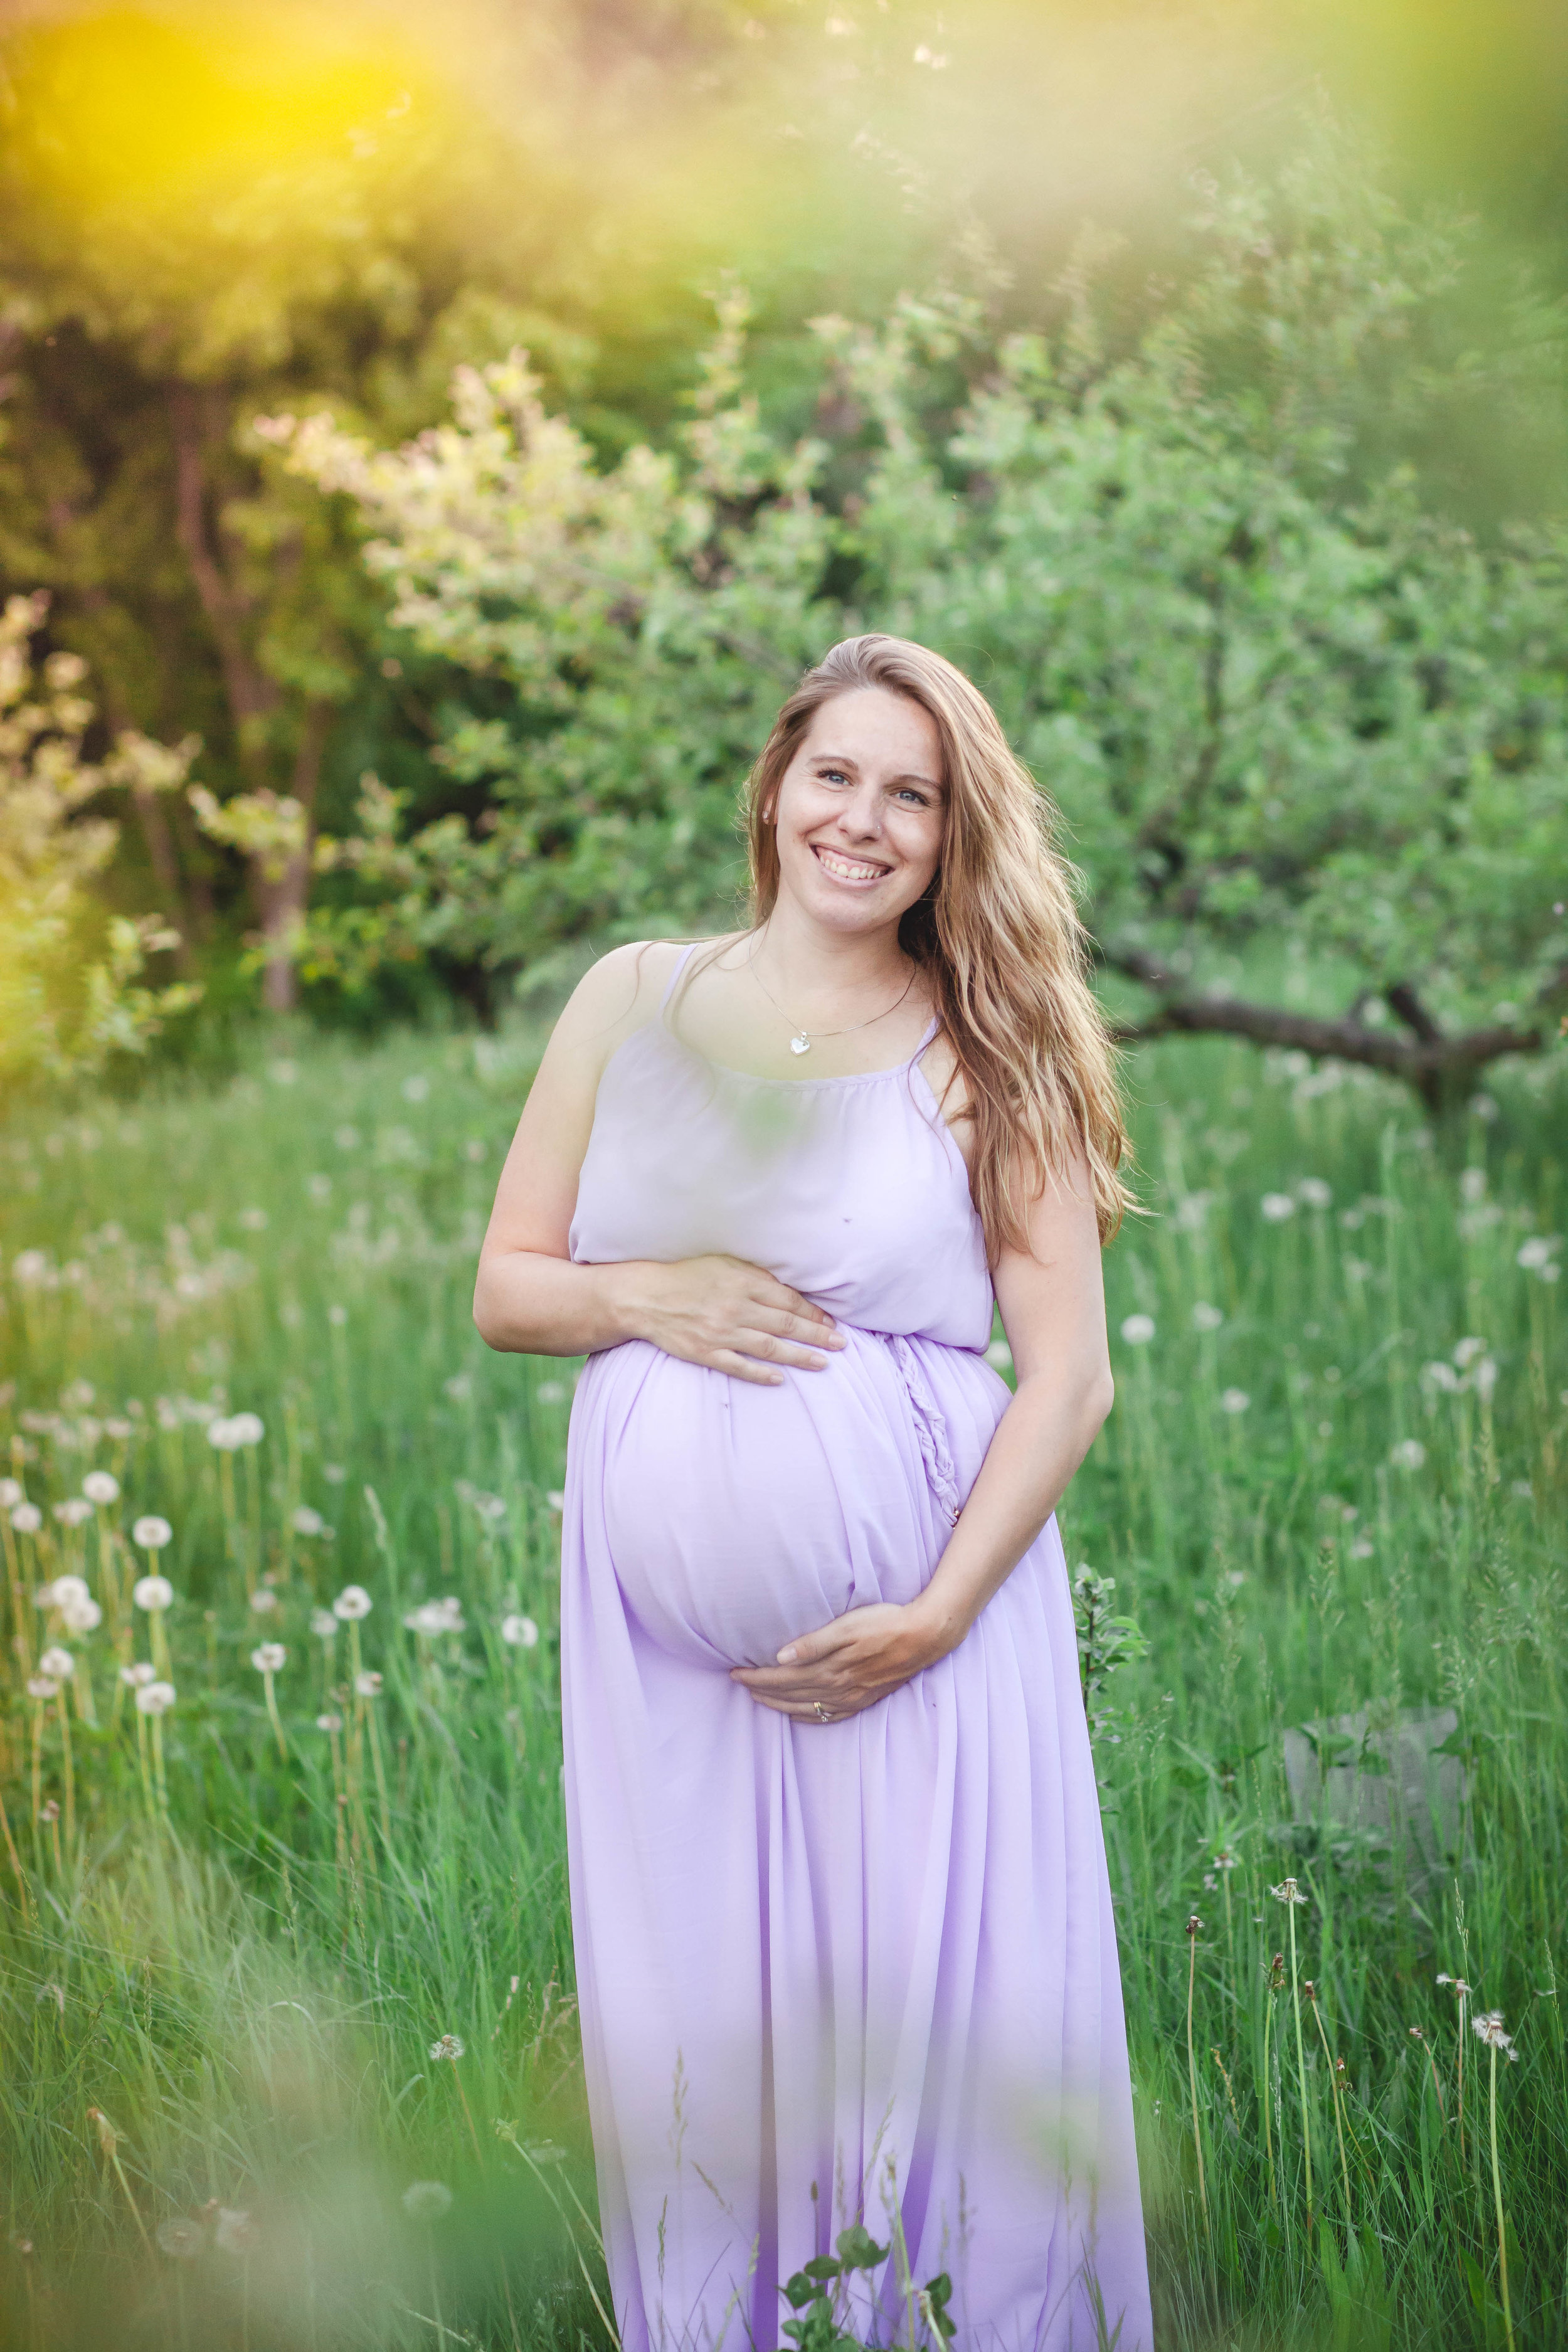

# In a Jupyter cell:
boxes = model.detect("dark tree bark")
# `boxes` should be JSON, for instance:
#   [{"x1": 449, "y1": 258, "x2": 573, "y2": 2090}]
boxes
[{"x1": 1101, "y1": 942, "x2": 1551, "y2": 1113}]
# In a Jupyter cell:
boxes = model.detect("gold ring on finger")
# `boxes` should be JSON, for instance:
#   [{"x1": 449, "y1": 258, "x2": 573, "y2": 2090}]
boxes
[{"x1": 813, "y1": 1700, "x2": 833, "y2": 1724}]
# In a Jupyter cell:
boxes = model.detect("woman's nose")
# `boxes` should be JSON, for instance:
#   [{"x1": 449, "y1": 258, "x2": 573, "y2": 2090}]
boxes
[{"x1": 837, "y1": 785, "x2": 884, "y2": 838}]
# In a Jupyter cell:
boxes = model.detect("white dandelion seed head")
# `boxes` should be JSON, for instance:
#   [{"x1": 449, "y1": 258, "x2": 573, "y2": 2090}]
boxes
[
  {"x1": 536, "y1": 1380, "x2": 565, "y2": 1402},
  {"x1": 60, "y1": 1591, "x2": 102, "y2": 1633},
  {"x1": 292, "y1": 1505, "x2": 324, "y2": 1536},
  {"x1": 1119, "y1": 1313, "x2": 1155, "y2": 1345},
  {"x1": 1422, "y1": 1360, "x2": 1461, "y2": 1392},
  {"x1": 157, "y1": 2218, "x2": 204, "y2": 2259},
  {"x1": 1452, "y1": 1335, "x2": 1487, "y2": 1369},
  {"x1": 1390, "y1": 1438, "x2": 1427, "y2": 1471},
  {"x1": 48, "y1": 1574, "x2": 90, "y2": 1608},
  {"x1": 401, "y1": 2180, "x2": 452, "y2": 2220},
  {"x1": 1471, "y1": 2011, "x2": 1515, "y2": 2053},
  {"x1": 53, "y1": 1498, "x2": 93, "y2": 1528},
  {"x1": 38, "y1": 1645, "x2": 73, "y2": 1679},
  {"x1": 120, "y1": 1661, "x2": 156, "y2": 1687},
  {"x1": 135, "y1": 1680, "x2": 176, "y2": 1715},
  {"x1": 1270, "y1": 1878, "x2": 1308, "y2": 1906},
  {"x1": 1191, "y1": 1301, "x2": 1224, "y2": 1332},
  {"x1": 10, "y1": 1503, "x2": 43, "y2": 1535},
  {"x1": 1260, "y1": 1192, "x2": 1296, "y2": 1222},
  {"x1": 227, "y1": 1412, "x2": 265, "y2": 1447},
  {"x1": 250, "y1": 1643, "x2": 287, "y2": 1675},
  {"x1": 0, "y1": 1478, "x2": 21, "y2": 1508},
  {"x1": 354, "y1": 1669, "x2": 383, "y2": 1697},
  {"x1": 316, "y1": 1711, "x2": 343, "y2": 1734},
  {"x1": 545, "y1": 1490, "x2": 565, "y2": 1512},
  {"x1": 133, "y1": 1574, "x2": 174, "y2": 1611},
  {"x1": 469, "y1": 1490, "x2": 507, "y2": 1523},
  {"x1": 428, "y1": 2033, "x2": 465, "y2": 2062},
  {"x1": 1220, "y1": 1388, "x2": 1251, "y2": 1415},
  {"x1": 1296, "y1": 1178, "x2": 1332, "y2": 1209},
  {"x1": 249, "y1": 1587, "x2": 278, "y2": 1614},
  {"x1": 1517, "y1": 1235, "x2": 1561, "y2": 1273},
  {"x1": 82, "y1": 1471, "x2": 120, "y2": 1505},
  {"x1": 501, "y1": 1613, "x2": 539, "y2": 1649},
  {"x1": 132, "y1": 1515, "x2": 172, "y2": 1550},
  {"x1": 332, "y1": 1585, "x2": 372, "y2": 1621},
  {"x1": 213, "y1": 2207, "x2": 257, "y2": 2255},
  {"x1": 26, "y1": 1675, "x2": 58, "y2": 1701},
  {"x1": 310, "y1": 1609, "x2": 338, "y2": 1641}
]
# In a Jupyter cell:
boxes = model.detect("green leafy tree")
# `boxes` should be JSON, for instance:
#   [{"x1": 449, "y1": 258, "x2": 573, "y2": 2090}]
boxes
[
  {"x1": 274, "y1": 144, "x2": 1567, "y2": 1104},
  {"x1": 0, "y1": 593, "x2": 201, "y2": 1086}
]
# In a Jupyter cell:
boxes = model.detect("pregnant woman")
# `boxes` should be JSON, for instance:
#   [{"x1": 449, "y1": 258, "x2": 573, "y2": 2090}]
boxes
[{"x1": 475, "y1": 635, "x2": 1153, "y2": 2352}]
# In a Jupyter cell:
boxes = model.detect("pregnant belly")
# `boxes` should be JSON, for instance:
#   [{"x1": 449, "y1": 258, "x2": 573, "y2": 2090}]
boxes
[{"x1": 576, "y1": 1328, "x2": 999, "y2": 1670}]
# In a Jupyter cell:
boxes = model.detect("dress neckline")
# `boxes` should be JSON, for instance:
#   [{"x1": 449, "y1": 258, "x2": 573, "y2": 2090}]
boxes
[{"x1": 654, "y1": 940, "x2": 940, "y2": 1090}]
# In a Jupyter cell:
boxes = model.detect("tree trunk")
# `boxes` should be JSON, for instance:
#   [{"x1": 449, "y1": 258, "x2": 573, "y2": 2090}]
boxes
[{"x1": 254, "y1": 700, "x2": 332, "y2": 1013}]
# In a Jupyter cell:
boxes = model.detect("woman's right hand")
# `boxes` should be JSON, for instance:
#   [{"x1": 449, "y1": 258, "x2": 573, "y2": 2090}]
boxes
[{"x1": 612, "y1": 1255, "x2": 847, "y2": 1385}]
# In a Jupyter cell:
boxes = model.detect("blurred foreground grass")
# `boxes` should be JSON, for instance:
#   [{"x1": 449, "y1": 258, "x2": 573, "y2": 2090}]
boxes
[{"x1": 0, "y1": 1017, "x2": 1564, "y2": 2350}]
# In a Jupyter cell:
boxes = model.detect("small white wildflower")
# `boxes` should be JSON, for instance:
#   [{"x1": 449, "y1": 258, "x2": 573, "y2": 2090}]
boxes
[
  {"x1": 1459, "y1": 1168, "x2": 1488, "y2": 1204},
  {"x1": 250, "y1": 1587, "x2": 279, "y2": 1614},
  {"x1": 133, "y1": 1574, "x2": 174, "y2": 1611},
  {"x1": 983, "y1": 1340, "x2": 1013, "y2": 1372},
  {"x1": 1260, "y1": 1193, "x2": 1296, "y2": 1222},
  {"x1": 1452, "y1": 1337, "x2": 1487, "y2": 1369},
  {"x1": 1296, "y1": 1178, "x2": 1332, "y2": 1209},
  {"x1": 120, "y1": 1661, "x2": 156, "y2": 1688},
  {"x1": 1191, "y1": 1301, "x2": 1224, "y2": 1332},
  {"x1": 213, "y1": 2207, "x2": 257, "y2": 2254},
  {"x1": 355, "y1": 1669, "x2": 383, "y2": 1697},
  {"x1": 1220, "y1": 1389, "x2": 1251, "y2": 1415},
  {"x1": 26, "y1": 1675, "x2": 58, "y2": 1702},
  {"x1": 316, "y1": 1711, "x2": 343, "y2": 1733},
  {"x1": 10, "y1": 1503, "x2": 43, "y2": 1535},
  {"x1": 292, "y1": 1505, "x2": 325, "y2": 1536},
  {"x1": 132, "y1": 1515, "x2": 172, "y2": 1550},
  {"x1": 1422, "y1": 1360, "x2": 1461, "y2": 1392},
  {"x1": 237, "y1": 1206, "x2": 269, "y2": 1232},
  {"x1": 443, "y1": 1374, "x2": 472, "y2": 1402},
  {"x1": 0, "y1": 1478, "x2": 21, "y2": 1508},
  {"x1": 501, "y1": 1614, "x2": 539, "y2": 1649},
  {"x1": 310, "y1": 1608, "x2": 337, "y2": 1640},
  {"x1": 332, "y1": 1586, "x2": 373, "y2": 1621},
  {"x1": 322, "y1": 1462, "x2": 346, "y2": 1484},
  {"x1": 39, "y1": 1645, "x2": 73, "y2": 1679},
  {"x1": 1390, "y1": 1438, "x2": 1427, "y2": 1471},
  {"x1": 327, "y1": 1304, "x2": 347, "y2": 1328},
  {"x1": 1120, "y1": 1313, "x2": 1155, "y2": 1345},
  {"x1": 429, "y1": 2033, "x2": 465, "y2": 2062},
  {"x1": 1348, "y1": 1537, "x2": 1374, "y2": 1559},
  {"x1": 82, "y1": 1471, "x2": 120, "y2": 1505},
  {"x1": 401, "y1": 2181, "x2": 452, "y2": 2220},
  {"x1": 1517, "y1": 1236, "x2": 1560, "y2": 1273},
  {"x1": 545, "y1": 1489, "x2": 565, "y2": 1512},
  {"x1": 535, "y1": 1380, "x2": 566, "y2": 1402},
  {"x1": 226, "y1": 1412, "x2": 265, "y2": 1446},
  {"x1": 469, "y1": 1491, "x2": 507, "y2": 1523},
  {"x1": 135, "y1": 1680, "x2": 176, "y2": 1715},
  {"x1": 53, "y1": 1498, "x2": 93, "y2": 1528},
  {"x1": 250, "y1": 1643, "x2": 287, "y2": 1674}
]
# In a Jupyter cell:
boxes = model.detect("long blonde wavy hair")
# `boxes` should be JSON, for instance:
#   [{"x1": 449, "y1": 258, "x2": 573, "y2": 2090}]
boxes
[{"x1": 745, "y1": 633, "x2": 1135, "y2": 1256}]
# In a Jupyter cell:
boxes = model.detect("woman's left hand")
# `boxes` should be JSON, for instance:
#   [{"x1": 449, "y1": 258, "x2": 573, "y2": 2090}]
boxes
[{"x1": 730, "y1": 1599, "x2": 957, "y2": 1723}]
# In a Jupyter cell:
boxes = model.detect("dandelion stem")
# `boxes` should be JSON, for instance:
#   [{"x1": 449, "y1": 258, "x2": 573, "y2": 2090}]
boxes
[
  {"x1": 263, "y1": 1670, "x2": 289, "y2": 1762},
  {"x1": 1287, "y1": 1900, "x2": 1314, "y2": 2231},
  {"x1": 0, "y1": 1783, "x2": 33, "y2": 1922},
  {"x1": 1260, "y1": 1989, "x2": 1277, "y2": 2211},
  {"x1": 56, "y1": 1688, "x2": 75, "y2": 1853},
  {"x1": 1308, "y1": 1991, "x2": 1352, "y2": 2227},
  {"x1": 1488, "y1": 2042, "x2": 1515, "y2": 2352},
  {"x1": 1185, "y1": 1924, "x2": 1210, "y2": 2245}
]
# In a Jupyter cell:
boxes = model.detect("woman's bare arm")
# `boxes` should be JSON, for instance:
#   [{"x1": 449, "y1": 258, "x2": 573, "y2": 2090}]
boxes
[
  {"x1": 731, "y1": 1142, "x2": 1113, "y2": 1718},
  {"x1": 473, "y1": 943, "x2": 844, "y2": 1380}
]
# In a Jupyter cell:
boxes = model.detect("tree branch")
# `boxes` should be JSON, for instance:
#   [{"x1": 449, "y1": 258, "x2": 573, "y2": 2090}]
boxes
[
  {"x1": 1101, "y1": 942, "x2": 1539, "y2": 1111},
  {"x1": 167, "y1": 383, "x2": 279, "y2": 736}
]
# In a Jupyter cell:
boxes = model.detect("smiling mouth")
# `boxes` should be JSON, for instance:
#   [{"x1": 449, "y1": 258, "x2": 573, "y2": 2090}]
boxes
[{"x1": 811, "y1": 844, "x2": 891, "y2": 884}]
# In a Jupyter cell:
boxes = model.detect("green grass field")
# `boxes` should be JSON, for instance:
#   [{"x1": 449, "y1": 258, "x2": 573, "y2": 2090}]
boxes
[{"x1": 1, "y1": 1015, "x2": 1563, "y2": 2352}]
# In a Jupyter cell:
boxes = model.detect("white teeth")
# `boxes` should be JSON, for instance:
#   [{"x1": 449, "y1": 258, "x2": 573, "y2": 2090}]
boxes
[{"x1": 815, "y1": 847, "x2": 887, "y2": 882}]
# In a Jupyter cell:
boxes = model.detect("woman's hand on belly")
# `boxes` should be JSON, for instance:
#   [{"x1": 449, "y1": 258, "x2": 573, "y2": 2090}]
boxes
[
  {"x1": 729, "y1": 1598, "x2": 950, "y2": 1723},
  {"x1": 610, "y1": 1254, "x2": 847, "y2": 1385}
]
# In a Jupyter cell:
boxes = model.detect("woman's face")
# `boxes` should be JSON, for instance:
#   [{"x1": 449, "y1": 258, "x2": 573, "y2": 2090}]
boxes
[{"x1": 768, "y1": 687, "x2": 946, "y2": 936}]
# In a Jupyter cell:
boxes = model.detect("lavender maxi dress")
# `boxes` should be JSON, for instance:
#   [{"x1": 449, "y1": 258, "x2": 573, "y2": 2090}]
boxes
[{"x1": 561, "y1": 950, "x2": 1152, "y2": 2352}]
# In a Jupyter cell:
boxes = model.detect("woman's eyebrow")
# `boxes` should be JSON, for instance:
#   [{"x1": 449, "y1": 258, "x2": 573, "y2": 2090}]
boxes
[{"x1": 812, "y1": 750, "x2": 944, "y2": 790}]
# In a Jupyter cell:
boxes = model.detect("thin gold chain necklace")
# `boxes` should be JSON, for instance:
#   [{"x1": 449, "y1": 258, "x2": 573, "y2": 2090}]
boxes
[{"x1": 744, "y1": 937, "x2": 918, "y2": 1057}]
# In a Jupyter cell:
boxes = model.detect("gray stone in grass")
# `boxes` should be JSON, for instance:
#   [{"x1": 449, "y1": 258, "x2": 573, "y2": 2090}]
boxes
[{"x1": 1282, "y1": 1707, "x2": 1467, "y2": 1891}]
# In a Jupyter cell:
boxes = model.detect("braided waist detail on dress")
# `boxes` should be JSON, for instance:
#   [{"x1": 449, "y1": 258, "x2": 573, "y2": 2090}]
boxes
[{"x1": 882, "y1": 1333, "x2": 962, "y2": 1527}]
